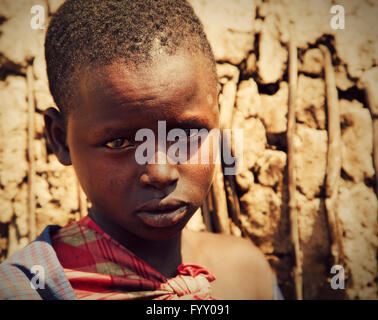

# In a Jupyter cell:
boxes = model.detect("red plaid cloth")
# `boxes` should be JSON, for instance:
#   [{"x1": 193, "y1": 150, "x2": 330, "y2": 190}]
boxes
[{"x1": 51, "y1": 216, "x2": 216, "y2": 300}]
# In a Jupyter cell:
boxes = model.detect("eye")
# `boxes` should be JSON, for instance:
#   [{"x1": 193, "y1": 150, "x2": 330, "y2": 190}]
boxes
[
  {"x1": 105, "y1": 138, "x2": 134, "y2": 149},
  {"x1": 183, "y1": 129, "x2": 200, "y2": 141}
]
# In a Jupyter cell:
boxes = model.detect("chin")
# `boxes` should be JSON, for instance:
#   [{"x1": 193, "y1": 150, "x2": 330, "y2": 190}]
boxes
[
  {"x1": 135, "y1": 218, "x2": 190, "y2": 241},
  {"x1": 132, "y1": 229, "x2": 180, "y2": 242}
]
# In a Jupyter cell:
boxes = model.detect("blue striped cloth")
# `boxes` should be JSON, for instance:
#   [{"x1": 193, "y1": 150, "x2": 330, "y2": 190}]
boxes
[
  {"x1": 0, "y1": 225, "x2": 76, "y2": 300},
  {"x1": 0, "y1": 224, "x2": 284, "y2": 300}
]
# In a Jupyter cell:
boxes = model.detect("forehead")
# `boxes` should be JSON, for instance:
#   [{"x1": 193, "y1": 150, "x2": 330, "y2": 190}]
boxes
[{"x1": 71, "y1": 51, "x2": 218, "y2": 131}]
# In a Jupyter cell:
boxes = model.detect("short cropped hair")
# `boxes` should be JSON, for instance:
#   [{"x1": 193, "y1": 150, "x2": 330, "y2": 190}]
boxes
[{"x1": 45, "y1": 0, "x2": 217, "y2": 117}]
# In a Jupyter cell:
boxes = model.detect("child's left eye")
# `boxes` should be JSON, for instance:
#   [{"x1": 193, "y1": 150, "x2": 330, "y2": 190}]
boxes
[
  {"x1": 183, "y1": 129, "x2": 200, "y2": 140},
  {"x1": 105, "y1": 138, "x2": 134, "y2": 149}
]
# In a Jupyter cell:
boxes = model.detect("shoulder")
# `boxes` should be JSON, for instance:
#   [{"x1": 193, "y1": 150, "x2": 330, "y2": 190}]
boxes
[
  {"x1": 183, "y1": 230, "x2": 274, "y2": 299},
  {"x1": 0, "y1": 247, "x2": 41, "y2": 300},
  {"x1": 0, "y1": 227, "x2": 76, "y2": 300}
]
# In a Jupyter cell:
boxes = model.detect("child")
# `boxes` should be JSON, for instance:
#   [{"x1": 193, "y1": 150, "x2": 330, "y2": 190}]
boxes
[{"x1": 0, "y1": 0, "x2": 283, "y2": 300}]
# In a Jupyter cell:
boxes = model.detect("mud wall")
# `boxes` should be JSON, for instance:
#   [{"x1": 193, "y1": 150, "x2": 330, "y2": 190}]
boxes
[{"x1": 0, "y1": 0, "x2": 377, "y2": 299}]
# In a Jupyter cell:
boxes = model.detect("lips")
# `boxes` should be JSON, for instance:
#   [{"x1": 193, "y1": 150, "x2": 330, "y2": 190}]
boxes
[{"x1": 135, "y1": 199, "x2": 189, "y2": 228}]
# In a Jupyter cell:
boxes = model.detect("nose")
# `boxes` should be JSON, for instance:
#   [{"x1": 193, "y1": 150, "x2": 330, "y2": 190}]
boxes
[{"x1": 139, "y1": 151, "x2": 179, "y2": 191}]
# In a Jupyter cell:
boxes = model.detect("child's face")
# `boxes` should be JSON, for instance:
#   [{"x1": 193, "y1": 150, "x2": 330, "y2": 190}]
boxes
[{"x1": 65, "y1": 51, "x2": 219, "y2": 240}]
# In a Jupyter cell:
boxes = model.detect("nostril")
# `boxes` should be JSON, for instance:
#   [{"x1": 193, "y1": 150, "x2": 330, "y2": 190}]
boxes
[
  {"x1": 139, "y1": 164, "x2": 179, "y2": 190},
  {"x1": 139, "y1": 174, "x2": 178, "y2": 191}
]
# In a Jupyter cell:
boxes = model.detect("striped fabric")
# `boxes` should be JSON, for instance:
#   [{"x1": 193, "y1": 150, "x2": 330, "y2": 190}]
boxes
[
  {"x1": 0, "y1": 217, "x2": 284, "y2": 300},
  {"x1": 0, "y1": 225, "x2": 77, "y2": 300},
  {"x1": 51, "y1": 216, "x2": 216, "y2": 300}
]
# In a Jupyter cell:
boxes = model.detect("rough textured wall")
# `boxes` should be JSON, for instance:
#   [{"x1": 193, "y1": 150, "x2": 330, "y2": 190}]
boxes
[{"x1": 0, "y1": 0, "x2": 377, "y2": 300}]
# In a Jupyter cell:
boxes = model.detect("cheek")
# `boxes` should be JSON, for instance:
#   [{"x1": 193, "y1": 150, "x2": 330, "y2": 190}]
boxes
[
  {"x1": 79, "y1": 164, "x2": 139, "y2": 213},
  {"x1": 107, "y1": 171, "x2": 137, "y2": 193},
  {"x1": 181, "y1": 131, "x2": 218, "y2": 199},
  {"x1": 67, "y1": 123, "x2": 140, "y2": 210},
  {"x1": 181, "y1": 163, "x2": 215, "y2": 205},
  {"x1": 70, "y1": 147, "x2": 137, "y2": 202}
]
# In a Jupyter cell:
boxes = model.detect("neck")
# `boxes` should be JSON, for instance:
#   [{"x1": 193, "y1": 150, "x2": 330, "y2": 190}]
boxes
[{"x1": 88, "y1": 209, "x2": 183, "y2": 278}]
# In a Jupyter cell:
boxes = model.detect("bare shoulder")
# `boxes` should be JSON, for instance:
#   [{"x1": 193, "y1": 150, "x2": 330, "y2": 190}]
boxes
[{"x1": 183, "y1": 229, "x2": 274, "y2": 299}]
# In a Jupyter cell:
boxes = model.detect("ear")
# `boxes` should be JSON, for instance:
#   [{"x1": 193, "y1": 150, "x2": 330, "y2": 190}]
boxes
[{"x1": 43, "y1": 107, "x2": 72, "y2": 166}]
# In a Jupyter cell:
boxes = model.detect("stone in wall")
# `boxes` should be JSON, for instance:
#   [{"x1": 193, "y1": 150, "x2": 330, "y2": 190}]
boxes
[
  {"x1": 337, "y1": 180, "x2": 378, "y2": 299},
  {"x1": 235, "y1": 169, "x2": 254, "y2": 194},
  {"x1": 231, "y1": 77, "x2": 263, "y2": 197},
  {"x1": 334, "y1": 1, "x2": 378, "y2": 78},
  {"x1": 258, "y1": 81, "x2": 288, "y2": 134},
  {"x1": 257, "y1": 15, "x2": 287, "y2": 84},
  {"x1": 219, "y1": 80, "x2": 237, "y2": 129},
  {"x1": 374, "y1": 119, "x2": 378, "y2": 178},
  {"x1": 32, "y1": 150, "x2": 80, "y2": 235},
  {"x1": 34, "y1": 79, "x2": 55, "y2": 111},
  {"x1": 336, "y1": 64, "x2": 355, "y2": 92},
  {"x1": 0, "y1": 192, "x2": 12, "y2": 224},
  {"x1": 216, "y1": 63, "x2": 240, "y2": 84},
  {"x1": 296, "y1": 75, "x2": 326, "y2": 130},
  {"x1": 0, "y1": 0, "x2": 46, "y2": 68},
  {"x1": 0, "y1": 182, "x2": 19, "y2": 232},
  {"x1": 239, "y1": 183, "x2": 284, "y2": 254},
  {"x1": 34, "y1": 112, "x2": 45, "y2": 136},
  {"x1": 34, "y1": 137, "x2": 48, "y2": 173},
  {"x1": 245, "y1": 53, "x2": 257, "y2": 76},
  {"x1": 1, "y1": 182, "x2": 19, "y2": 202},
  {"x1": 258, "y1": 0, "x2": 377, "y2": 79},
  {"x1": 35, "y1": 202, "x2": 75, "y2": 236},
  {"x1": 0, "y1": 76, "x2": 28, "y2": 186},
  {"x1": 294, "y1": 124, "x2": 327, "y2": 199},
  {"x1": 256, "y1": 149, "x2": 286, "y2": 189},
  {"x1": 189, "y1": 0, "x2": 255, "y2": 65},
  {"x1": 299, "y1": 48, "x2": 323, "y2": 76},
  {"x1": 359, "y1": 67, "x2": 378, "y2": 116},
  {"x1": 236, "y1": 79, "x2": 260, "y2": 119},
  {"x1": 257, "y1": 0, "x2": 333, "y2": 47},
  {"x1": 35, "y1": 172, "x2": 51, "y2": 208},
  {"x1": 13, "y1": 182, "x2": 28, "y2": 237},
  {"x1": 296, "y1": 191, "x2": 331, "y2": 299},
  {"x1": 6, "y1": 223, "x2": 19, "y2": 258},
  {"x1": 232, "y1": 113, "x2": 266, "y2": 171},
  {"x1": 340, "y1": 99, "x2": 374, "y2": 182},
  {"x1": 33, "y1": 53, "x2": 48, "y2": 83},
  {"x1": 46, "y1": 162, "x2": 78, "y2": 213}
]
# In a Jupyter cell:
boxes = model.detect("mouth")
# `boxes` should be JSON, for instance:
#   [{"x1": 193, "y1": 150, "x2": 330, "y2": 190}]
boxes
[{"x1": 135, "y1": 199, "x2": 189, "y2": 228}]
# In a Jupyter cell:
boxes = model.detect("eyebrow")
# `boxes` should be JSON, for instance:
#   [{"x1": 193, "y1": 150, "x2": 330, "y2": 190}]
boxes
[
  {"x1": 91, "y1": 125, "x2": 132, "y2": 141},
  {"x1": 169, "y1": 116, "x2": 211, "y2": 128},
  {"x1": 90, "y1": 114, "x2": 212, "y2": 140}
]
